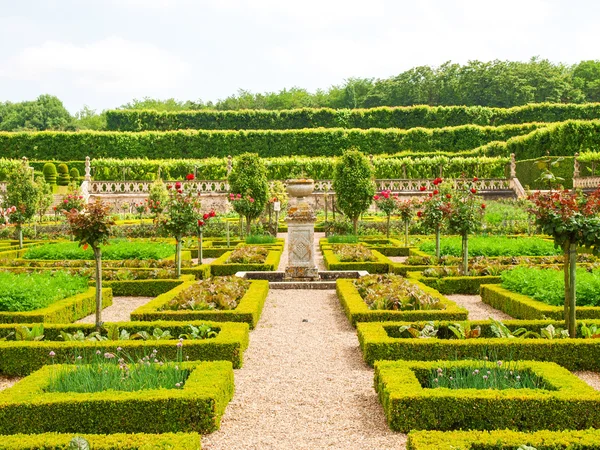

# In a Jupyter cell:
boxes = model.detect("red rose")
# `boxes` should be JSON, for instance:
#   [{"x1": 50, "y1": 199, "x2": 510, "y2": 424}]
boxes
[
  {"x1": 166, "y1": 184, "x2": 173, "y2": 190},
  {"x1": 177, "y1": 189, "x2": 183, "y2": 194},
  {"x1": 428, "y1": 193, "x2": 433, "y2": 197},
  {"x1": 473, "y1": 177, "x2": 478, "y2": 182},
  {"x1": 446, "y1": 194, "x2": 452, "y2": 199},
  {"x1": 198, "y1": 220, "x2": 205, "y2": 226},
  {"x1": 419, "y1": 186, "x2": 427, "y2": 192},
  {"x1": 249, "y1": 198, "x2": 255, "y2": 203},
  {"x1": 481, "y1": 203, "x2": 486, "y2": 209},
  {"x1": 417, "y1": 211, "x2": 423, "y2": 217},
  {"x1": 433, "y1": 190, "x2": 439, "y2": 195},
  {"x1": 470, "y1": 188, "x2": 477, "y2": 194},
  {"x1": 203, "y1": 213, "x2": 209, "y2": 220},
  {"x1": 186, "y1": 173, "x2": 195, "y2": 181},
  {"x1": 373, "y1": 195, "x2": 380, "y2": 200},
  {"x1": 210, "y1": 210, "x2": 216, "y2": 217},
  {"x1": 175, "y1": 182, "x2": 182, "y2": 189}
]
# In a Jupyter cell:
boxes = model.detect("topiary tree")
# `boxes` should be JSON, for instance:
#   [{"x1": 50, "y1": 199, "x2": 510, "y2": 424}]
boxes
[
  {"x1": 333, "y1": 149, "x2": 374, "y2": 235},
  {"x1": 64, "y1": 200, "x2": 115, "y2": 331},
  {"x1": 228, "y1": 153, "x2": 269, "y2": 236},
  {"x1": 42, "y1": 162, "x2": 57, "y2": 185},
  {"x1": 57, "y1": 163, "x2": 70, "y2": 186},
  {"x1": 69, "y1": 167, "x2": 80, "y2": 182},
  {"x1": 3, "y1": 162, "x2": 40, "y2": 248},
  {"x1": 417, "y1": 177, "x2": 448, "y2": 258},
  {"x1": 147, "y1": 178, "x2": 169, "y2": 221}
]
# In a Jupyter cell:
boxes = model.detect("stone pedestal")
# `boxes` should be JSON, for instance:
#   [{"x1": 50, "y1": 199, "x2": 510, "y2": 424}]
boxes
[{"x1": 284, "y1": 180, "x2": 319, "y2": 281}]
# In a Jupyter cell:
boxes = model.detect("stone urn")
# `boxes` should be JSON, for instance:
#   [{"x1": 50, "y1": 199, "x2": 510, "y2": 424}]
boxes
[{"x1": 286, "y1": 179, "x2": 315, "y2": 202}]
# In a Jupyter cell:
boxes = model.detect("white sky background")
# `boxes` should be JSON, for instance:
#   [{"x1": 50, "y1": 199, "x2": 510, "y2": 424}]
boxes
[{"x1": 0, "y1": 0, "x2": 599, "y2": 113}]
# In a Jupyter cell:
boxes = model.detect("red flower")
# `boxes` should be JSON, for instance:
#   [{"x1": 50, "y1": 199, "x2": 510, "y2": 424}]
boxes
[
  {"x1": 198, "y1": 220, "x2": 205, "y2": 226},
  {"x1": 433, "y1": 190, "x2": 439, "y2": 195},
  {"x1": 373, "y1": 195, "x2": 380, "y2": 200},
  {"x1": 186, "y1": 173, "x2": 195, "y2": 181},
  {"x1": 166, "y1": 184, "x2": 173, "y2": 190},
  {"x1": 210, "y1": 210, "x2": 216, "y2": 217},
  {"x1": 473, "y1": 177, "x2": 478, "y2": 182},
  {"x1": 177, "y1": 189, "x2": 183, "y2": 194},
  {"x1": 446, "y1": 194, "x2": 452, "y2": 199},
  {"x1": 175, "y1": 182, "x2": 182, "y2": 190},
  {"x1": 470, "y1": 188, "x2": 477, "y2": 194},
  {"x1": 249, "y1": 198, "x2": 255, "y2": 203},
  {"x1": 417, "y1": 211, "x2": 423, "y2": 217},
  {"x1": 236, "y1": 194, "x2": 241, "y2": 199},
  {"x1": 428, "y1": 193, "x2": 433, "y2": 197},
  {"x1": 420, "y1": 186, "x2": 427, "y2": 192},
  {"x1": 203, "y1": 213, "x2": 209, "y2": 220},
  {"x1": 481, "y1": 203, "x2": 486, "y2": 209},
  {"x1": 433, "y1": 177, "x2": 443, "y2": 186}
]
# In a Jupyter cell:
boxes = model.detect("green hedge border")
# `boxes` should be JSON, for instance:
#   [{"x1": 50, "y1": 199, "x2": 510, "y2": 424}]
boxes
[
  {"x1": 322, "y1": 248, "x2": 391, "y2": 273},
  {"x1": 481, "y1": 284, "x2": 600, "y2": 320},
  {"x1": 358, "y1": 319, "x2": 600, "y2": 369},
  {"x1": 0, "y1": 361, "x2": 234, "y2": 434},
  {"x1": 336, "y1": 279, "x2": 468, "y2": 326},
  {"x1": 375, "y1": 359, "x2": 600, "y2": 432},
  {"x1": 407, "y1": 271, "x2": 502, "y2": 295},
  {"x1": 130, "y1": 280, "x2": 269, "y2": 329},
  {"x1": 0, "y1": 288, "x2": 112, "y2": 324},
  {"x1": 0, "y1": 319, "x2": 249, "y2": 375},
  {"x1": 406, "y1": 429, "x2": 600, "y2": 450},
  {"x1": 0, "y1": 432, "x2": 201, "y2": 449},
  {"x1": 102, "y1": 276, "x2": 193, "y2": 297},
  {"x1": 209, "y1": 249, "x2": 282, "y2": 276}
]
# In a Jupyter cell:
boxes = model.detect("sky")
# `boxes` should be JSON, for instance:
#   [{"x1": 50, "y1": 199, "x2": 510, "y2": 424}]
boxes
[{"x1": 0, "y1": 0, "x2": 599, "y2": 113}]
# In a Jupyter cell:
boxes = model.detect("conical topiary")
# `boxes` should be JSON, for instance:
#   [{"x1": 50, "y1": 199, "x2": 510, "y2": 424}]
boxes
[
  {"x1": 57, "y1": 163, "x2": 71, "y2": 186},
  {"x1": 42, "y1": 162, "x2": 57, "y2": 185},
  {"x1": 69, "y1": 167, "x2": 80, "y2": 182}
]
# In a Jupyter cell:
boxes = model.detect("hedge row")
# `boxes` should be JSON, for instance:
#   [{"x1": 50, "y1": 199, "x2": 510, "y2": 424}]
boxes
[
  {"x1": 0, "y1": 287, "x2": 112, "y2": 324},
  {"x1": 406, "y1": 272, "x2": 502, "y2": 295},
  {"x1": 322, "y1": 248, "x2": 392, "y2": 273},
  {"x1": 374, "y1": 359, "x2": 600, "y2": 432},
  {"x1": 0, "y1": 361, "x2": 234, "y2": 434},
  {"x1": 0, "y1": 432, "x2": 201, "y2": 450},
  {"x1": 407, "y1": 429, "x2": 600, "y2": 450},
  {"x1": 130, "y1": 280, "x2": 270, "y2": 328},
  {"x1": 481, "y1": 284, "x2": 600, "y2": 320},
  {"x1": 102, "y1": 278, "x2": 191, "y2": 297},
  {"x1": 336, "y1": 279, "x2": 468, "y2": 326},
  {"x1": 0, "y1": 320, "x2": 249, "y2": 375},
  {"x1": 0, "y1": 123, "x2": 541, "y2": 159},
  {"x1": 358, "y1": 319, "x2": 600, "y2": 369},
  {"x1": 105, "y1": 103, "x2": 600, "y2": 131}
]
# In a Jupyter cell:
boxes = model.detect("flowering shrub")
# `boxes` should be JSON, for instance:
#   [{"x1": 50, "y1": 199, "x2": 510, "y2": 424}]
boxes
[
  {"x1": 417, "y1": 178, "x2": 448, "y2": 258},
  {"x1": 0, "y1": 205, "x2": 16, "y2": 226},
  {"x1": 354, "y1": 274, "x2": 443, "y2": 311},
  {"x1": 396, "y1": 198, "x2": 416, "y2": 245},
  {"x1": 133, "y1": 202, "x2": 148, "y2": 218},
  {"x1": 374, "y1": 190, "x2": 398, "y2": 238},
  {"x1": 59, "y1": 193, "x2": 85, "y2": 212}
]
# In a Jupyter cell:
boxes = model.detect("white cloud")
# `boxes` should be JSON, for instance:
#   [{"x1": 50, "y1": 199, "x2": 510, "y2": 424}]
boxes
[{"x1": 0, "y1": 37, "x2": 191, "y2": 93}]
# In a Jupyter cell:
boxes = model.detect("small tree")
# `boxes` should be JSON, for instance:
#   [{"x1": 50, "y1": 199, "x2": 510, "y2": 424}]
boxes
[
  {"x1": 333, "y1": 149, "x2": 374, "y2": 235},
  {"x1": 228, "y1": 153, "x2": 269, "y2": 236},
  {"x1": 396, "y1": 199, "x2": 415, "y2": 246},
  {"x1": 417, "y1": 178, "x2": 447, "y2": 258},
  {"x1": 160, "y1": 181, "x2": 202, "y2": 277},
  {"x1": 197, "y1": 210, "x2": 216, "y2": 265},
  {"x1": 35, "y1": 175, "x2": 54, "y2": 222},
  {"x1": 373, "y1": 190, "x2": 398, "y2": 238},
  {"x1": 445, "y1": 178, "x2": 486, "y2": 274},
  {"x1": 64, "y1": 200, "x2": 115, "y2": 330},
  {"x1": 3, "y1": 162, "x2": 40, "y2": 248},
  {"x1": 529, "y1": 188, "x2": 600, "y2": 337},
  {"x1": 147, "y1": 179, "x2": 169, "y2": 221}
]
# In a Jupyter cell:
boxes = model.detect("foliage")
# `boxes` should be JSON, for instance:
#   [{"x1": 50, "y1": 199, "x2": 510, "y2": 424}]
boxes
[
  {"x1": 0, "y1": 94, "x2": 73, "y2": 131},
  {"x1": 354, "y1": 274, "x2": 444, "y2": 311},
  {"x1": 146, "y1": 179, "x2": 169, "y2": 217},
  {"x1": 245, "y1": 234, "x2": 277, "y2": 244},
  {"x1": 419, "y1": 236, "x2": 560, "y2": 257},
  {"x1": 445, "y1": 178, "x2": 486, "y2": 236},
  {"x1": 3, "y1": 162, "x2": 40, "y2": 226},
  {"x1": 0, "y1": 271, "x2": 88, "y2": 312},
  {"x1": 24, "y1": 240, "x2": 174, "y2": 260},
  {"x1": 165, "y1": 276, "x2": 250, "y2": 311},
  {"x1": 226, "y1": 246, "x2": 269, "y2": 264},
  {"x1": 331, "y1": 244, "x2": 377, "y2": 262},
  {"x1": 64, "y1": 201, "x2": 115, "y2": 251},
  {"x1": 228, "y1": 153, "x2": 269, "y2": 228},
  {"x1": 417, "y1": 178, "x2": 449, "y2": 232},
  {"x1": 58, "y1": 192, "x2": 85, "y2": 213},
  {"x1": 159, "y1": 182, "x2": 203, "y2": 240},
  {"x1": 42, "y1": 162, "x2": 57, "y2": 185},
  {"x1": 327, "y1": 235, "x2": 359, "y2": 244},
  {"x1": 373, "y1": 190, "x2": 398, "y2": 216}
]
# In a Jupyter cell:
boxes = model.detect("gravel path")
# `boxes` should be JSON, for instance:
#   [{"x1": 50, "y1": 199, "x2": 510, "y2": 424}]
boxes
[
  {"x1": 446, "y1": 294, "x2": 513, "y2": 321},
  {"x1": 388, "y1": 256, "x2": 408, "y2": 263},
  {"x1": 76, "y1": 297, "x2": 154, "y2": 323},
  {"x1": 573, "y1": 371, "x2": 600, "y2": 390},
  {"x1": 0, "y1": 376, "x2": 20, "y2": 392},
  {"x1": 202, "y1": 289, "x2": 406, "y2": 450}
]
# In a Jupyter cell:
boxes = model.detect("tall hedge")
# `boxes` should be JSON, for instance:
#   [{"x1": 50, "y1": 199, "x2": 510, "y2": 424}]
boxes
[
  {"x1": 106, "y1": 103, "x2": 600, "y2": 131},
  {"x1": 0, "y1": 123, "x2": 541, "y2": 160}
]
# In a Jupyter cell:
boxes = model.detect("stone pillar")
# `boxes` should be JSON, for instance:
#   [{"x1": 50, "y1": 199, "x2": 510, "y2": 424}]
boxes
[
  {"x1": 285, "y1": 180, "x2": 319, "y2": 281},
  {"x1": 85, "y1": 156, "x2": 92, "y2": 182},
  {"x1": 510, "y1": 153, "x2": 516, "y2": 178}
]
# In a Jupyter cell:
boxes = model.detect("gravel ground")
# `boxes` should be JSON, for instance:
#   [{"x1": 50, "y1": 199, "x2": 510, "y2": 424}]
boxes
[
  {"x1": 202, "y1": 289, "x2": 406, "y2": 450},
  {"x1": 192, "y1": 257, "x2": 216, "y2": 265},
  {"x1": 573, "y1": 371, "x2": 600, "y2": 390},
  {"x1": 388, "y1": 256, "x2": 408, "y2": 263},
  {"x1": 0, "y1": 376, "x2": 20, "y2": 392},
  {"x1": 76, "y1": 296, "x2": 154, "y2": 323},
  {"x1": 446, "y1": 294, "x2": 513, "y2": 321}
]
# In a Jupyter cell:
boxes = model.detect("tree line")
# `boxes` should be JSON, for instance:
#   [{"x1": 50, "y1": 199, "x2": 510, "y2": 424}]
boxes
[{"x1": 2, "y1": 58, "x2": 600, "y2": 131}]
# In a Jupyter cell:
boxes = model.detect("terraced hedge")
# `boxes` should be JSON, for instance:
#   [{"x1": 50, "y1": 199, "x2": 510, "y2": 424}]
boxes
[
  {"x1": 0, "y1": 123, "x2": 541, "y2": 159},
  {"x1": 106, "y1": 103, "x2": 600, "y2": 131}
]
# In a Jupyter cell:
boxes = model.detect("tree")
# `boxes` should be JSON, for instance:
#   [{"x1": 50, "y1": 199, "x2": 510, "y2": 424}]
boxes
[
  {"x1": 73, "y1": 106, "x2": 107, "y2": 130},
  {"x1": 3, "y1": 161, "x2": 40, "y2": 248},
  {"x1": 0, "y1": 95, "x2": 73, "y2": 131},
  {"x1": 528, "y1": 188, "x2": 600, "y2": 337},
  {"x1": 35, "y1": 175, "x2": 54, "y2": 221},
  {"x1": 228, "y1": 153, "x2": 269, "y2": 235},
  {"x1": 396, "y1": 199, "x2": 415, "y2": 246},
  {"x1": 333, "y1": 150, "x2": 374, "y2": 234},
  {"x1": 64, "y1": 200, "x2": 115, "y2": 330},
  {"x1": 417, "y1": 178, "x2": 448, "y2": 258},
  {"x1": 373, "y1": 190, "x2": 398, "y2": 238},
  {"x1": 147, "y1": 179, "x2": 169, "y2": 221}
]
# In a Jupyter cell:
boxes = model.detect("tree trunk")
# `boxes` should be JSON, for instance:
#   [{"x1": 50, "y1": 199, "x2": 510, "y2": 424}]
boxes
[
  {"x1": 462, "y1": 233, "x2": 468, "y2": 275},
  {"x1": 238, "y1": 216, "x2": 243, "y2": 239},
  {"x1": 435, "y1": 225, "x2": 441, "y2": 259},
  {"x1": 93, "y1": 246, "x2": 103, "y2": 332},
  {"x1": 175, "y1": 238, "x2": 182, "y2": 278},
  {"x1": 353, "y1": 217, "x2": 358, "y2": 235},
  {"x1": 563, "y1": 243, "x2": 570, "y2": 329},
  {"x1": 569, "y1": 242, "x2": 577, "y2": 338},
  {"x1": 197, "y1": 229, "x2": 203, "y2": 265},
  {"x1": 386, "y1": 214, "x2": 391, "y2": 239},
  {"x1": 404, "y1": 220, "x2": 409, "y2": 247},
  {"x1": 18, "y1": 226, "x2": 23, "y2": 249},
  {"x1": 245, "y1": 216, "x2": 252, "y2": 236}
]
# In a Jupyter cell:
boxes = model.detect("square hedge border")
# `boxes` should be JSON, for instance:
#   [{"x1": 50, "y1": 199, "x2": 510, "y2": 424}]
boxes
[
  {"x1": 209, "y1": 249, "x2": 282, "y2": 276},
  {"x1": 336, "y1": 279, "x2": 468, "y2": 326},
  {"x1": 103, "y1": 276, "x2": 194, "y2": 297},
  {"x1": 358, "y1": 319, "x2": 600, "y2": 370},
  {"x1": 0, "y1": 432, "x2": 201, "y2": 449},
  {"x1": 130, "y1": 280, "x2": 269, "y2": 329},
  {"x1": 322, "y1": 247, "x2": 392, "y2": 273},
  {"x1": 481, "y1": 284, "x2": 600, "y2": 320},
  {"x1": 0, "y1": 287, "x2": 112, "y2": 324},
  {"x1": 0, "y1": 319, "x2": 249, "y2": 376},
  {"x1": 375, "y1": 359, "x2": 600, "y2": 432},
  {"x1": 406, "y1": 429, "x2": 600, "y2": 450},
  {"x1": 0, "y1": 360, "x2": 234, "y2": 434},
  {"x1": 407, "y1": 271, "x2": 502, "y2": 295}
]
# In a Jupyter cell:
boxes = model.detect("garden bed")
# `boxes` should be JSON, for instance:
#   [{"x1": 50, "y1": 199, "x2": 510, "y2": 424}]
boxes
[
  {"x1": 322, "y1": 244, "x2": 392, "y2": 273},
  {"x1": 375, "y1": 359, "x2": 600, "y2": 432},
  {"x1": 0, "y1": 319, "x2": 249, "y2": 375},
  {"x1": 336, "y1": 277, "x2": 467, "y2": 326},
  {"x1": 0, "y1": 360, "x2": 234, "y2": 434},
  {"x1": 358, "y1": 319, "x2": 600, "y2": 369},
  {"x1": 130, "y1": 279, "x2": 269, "y2": 328},
  {"x1": 209, "y1": 247, "x2": 282, "y2": 276},
  {"x1": 418, "y1": 236, "x2": 559, "y2": 257}
]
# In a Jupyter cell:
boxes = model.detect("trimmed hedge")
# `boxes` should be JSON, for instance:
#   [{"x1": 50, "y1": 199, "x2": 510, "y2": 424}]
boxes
[
  {"x1": 407, "y1": 271, "x2": 502, "y2": 295},
  {"x1": 358, "y1": 319, "x2": 600, "y2": 369},
  {"x1": 102, "y1": 277, "x2": 193, "y2": 297},
  {"x1": 210, "y1": 249, "x2": 282, "y2": 276},
  {"x1": 336, "y1": 279, "x2": 468, "y2": 326},
  {"x1": 0, "y1": 287, "x2": 112, "y2": 324},
  {"x1": 322, "y1": 248, "x2": 392, "y2": 273},
  {"x1": 481, "y1": 284, "x2": 600, "y2": 320},
  {"x1": 0, "y1": 361, "x2": 234, "y2": 434},
  {"x1": 0, "y1": 123, "x2": 541, "y2": 159},
  {"x1": 181, "y1": 264, "x2": 212, "y2": 280},
  {"x1": 106, "y1": 103, "x2": 600, "y2": 131},
  {"x1": 0, "y1": 432, "x2": 201, "y2": 449},
  {"x1": 130, "y1": 280, "x2": 269, "y2": 329},
  {"x1": 406, "y1": 429, "x2": 600, "y2": 450},
  {"x1": 374, "y1": 359, "x2": 600, "y2": 432},
  {"x1": 0, "y1": 320, "x2": 249, "y2": 375}
]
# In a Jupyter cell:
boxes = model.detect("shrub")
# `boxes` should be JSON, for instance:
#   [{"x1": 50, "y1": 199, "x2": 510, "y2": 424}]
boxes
[
  {"x1": 42, "y1": 162, "x2": 57, "y2": 185},
  {"x1": 56, "y1": 163, "x2": 70, "y2": 186},
  {"x1": 69, "y1": 167, "x2": 80, "y2": 181}
]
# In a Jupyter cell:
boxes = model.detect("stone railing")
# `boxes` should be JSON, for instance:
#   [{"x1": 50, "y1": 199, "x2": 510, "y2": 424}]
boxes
[
  {"x1": 89, "y1": 180, "x2": 230, "y2": 195},
  {"x1": 573, "y1": 176, "x2": 600, "y2": 189}
]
